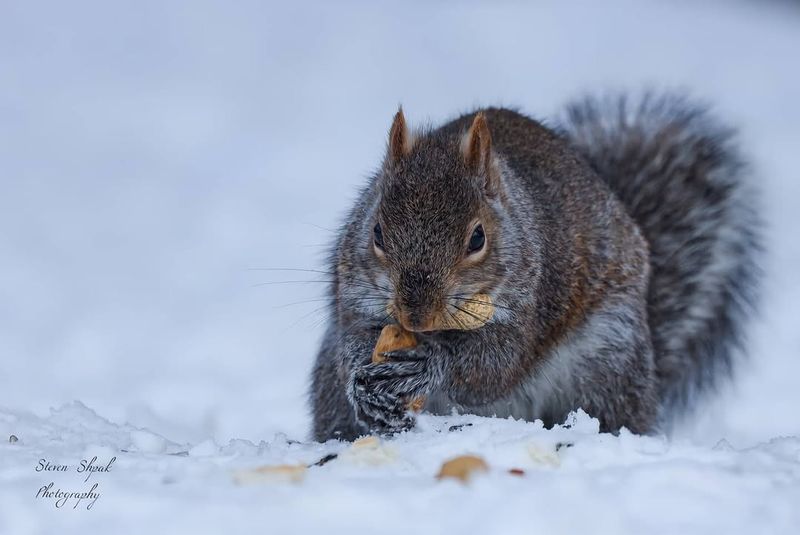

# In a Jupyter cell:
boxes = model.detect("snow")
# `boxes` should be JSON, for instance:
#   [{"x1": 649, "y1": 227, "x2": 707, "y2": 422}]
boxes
[
  {"x1": 2, "y1": 404, "x2": 799, "y2": 533},
  {"x1": 1, "y1": 0, "x2": 799, "y2": 533}
]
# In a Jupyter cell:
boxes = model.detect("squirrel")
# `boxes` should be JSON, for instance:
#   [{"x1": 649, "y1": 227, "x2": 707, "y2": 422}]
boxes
[{"x1": 309, "y1": 92, "x2": 761, "y2": 441}]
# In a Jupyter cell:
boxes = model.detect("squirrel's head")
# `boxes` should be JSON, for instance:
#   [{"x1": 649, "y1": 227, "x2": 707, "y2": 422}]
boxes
[{"x1": 366, "y1": 108, "x2": 509, "y2": 332}]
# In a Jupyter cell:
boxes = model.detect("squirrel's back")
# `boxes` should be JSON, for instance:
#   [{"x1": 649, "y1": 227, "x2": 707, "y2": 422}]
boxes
[{"x1": 559, "y1": 93, "x2": 761, "y2": 418}]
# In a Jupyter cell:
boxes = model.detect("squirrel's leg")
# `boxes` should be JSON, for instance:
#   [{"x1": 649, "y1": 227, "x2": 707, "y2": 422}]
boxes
[
  {"x1": 310, "y1": 324, "x2": 363, "y2": 441},
  {"x1": 553, "y1": 295, "x2": 659, "y2": 434},
  {"x1": 312, "y1": 322, "x2": 419, "y2": 439}
]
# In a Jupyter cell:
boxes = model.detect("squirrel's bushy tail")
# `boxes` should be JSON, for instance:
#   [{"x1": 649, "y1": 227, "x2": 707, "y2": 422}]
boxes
[{"x1": 559, "y1": 92, "x2": 761, "y2": 419}]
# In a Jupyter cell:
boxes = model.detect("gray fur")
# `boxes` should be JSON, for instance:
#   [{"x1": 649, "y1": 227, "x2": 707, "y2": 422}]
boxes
[
  {"x1": 309, "y1": 92, "x2": 760, "y2": 441},
  {"x1": 559, "y1": 92, "x2": 762, "y2": 420}
]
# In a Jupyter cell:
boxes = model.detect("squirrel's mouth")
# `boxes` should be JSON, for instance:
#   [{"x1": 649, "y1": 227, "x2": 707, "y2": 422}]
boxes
[
  {"x1": 400, "y1": 320, "x2": 439, "y2": 333},
  {"x1": 388, "y1": 295, "x2": 495, "y2": 332},
  {"x1": 387, "y1": 302, "x2": 441, "y2": 332},
  {"x1": 396, "y1": 309, "x2": 440, "y2": 333}
]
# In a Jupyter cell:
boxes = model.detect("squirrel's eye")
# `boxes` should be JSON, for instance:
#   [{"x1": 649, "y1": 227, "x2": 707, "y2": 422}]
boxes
[
  {"x1": 467, "y1": 224, "x2": 485, "y2": 255},
  {"x1": 373, "y1": 223, "x2": 385, "y2": 252}
]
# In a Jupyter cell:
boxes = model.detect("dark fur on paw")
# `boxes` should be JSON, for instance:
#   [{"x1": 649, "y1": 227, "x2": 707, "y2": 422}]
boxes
[
  {"x1": 346, "y1": 338, "x2": 442, "y2": 435},
  {"x1": 355, "y1": 359, "x2": 430, "y2": 399},
  {"x1": 349, "y1": 378, "x2": 414, "y2": 435}
]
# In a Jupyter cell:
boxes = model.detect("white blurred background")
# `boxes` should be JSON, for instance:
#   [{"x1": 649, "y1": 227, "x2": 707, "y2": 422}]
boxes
[{"x1": 1, "y1": 0, "x2": 798, "y2": 446}]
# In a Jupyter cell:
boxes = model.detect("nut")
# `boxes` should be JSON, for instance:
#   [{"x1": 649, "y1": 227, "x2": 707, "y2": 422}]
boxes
[
  {"x1": 436, "y1": 455, "x2": 489, "y2": 483},
  {"x1": 372, "y1": 324, "x2": 417, "y2": 364},
  {"x1": 437, "y1": 293, "x2": 494, "y2": 330},
  {"x1": 372, "y1": 325, "x2": 425, "y2": 413}
]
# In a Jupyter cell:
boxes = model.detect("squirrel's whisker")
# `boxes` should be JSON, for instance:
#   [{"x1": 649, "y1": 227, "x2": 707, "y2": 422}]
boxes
[
  {"x1": 275, "y1": 296, "x2": 389, "y2": 310},
  {"x1": 285, "y1": 301, "x2": 342, "y2": 330},
  {"x1": 449, "y1": 295, "x2": 518, "y2": 314},
  {"x1": 445, "y1": 305, "x2": 468, "y2": 330},
  {"x1": 448, "y1": 303, "x2": 487, "y2": 325},
  {"x1": 253, "y1": 279, "x2": 390, "y2": 294},
  {"x1": 247, "y1": 267, "x2": 337, "y2": 275},
  {"x1": 251, "y1": 280, "x2": 336, "y2": 287}
]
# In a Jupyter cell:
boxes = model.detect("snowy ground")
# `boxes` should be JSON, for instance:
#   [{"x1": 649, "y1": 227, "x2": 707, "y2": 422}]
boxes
[
  {"x1": 1, "y1": 0, "x2": 799, "y2": 533},
  {"x1": 2, "y1": 404, "x2": 800, "y2": 534}
]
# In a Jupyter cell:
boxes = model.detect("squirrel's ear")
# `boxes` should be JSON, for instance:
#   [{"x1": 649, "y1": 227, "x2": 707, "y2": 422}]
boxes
[
  {"x1": 387, "y1": 107, "x2": 413, "y2": 161},
  {"x1": 462, "y1": 112, "x2": 500, "y2": 196}
]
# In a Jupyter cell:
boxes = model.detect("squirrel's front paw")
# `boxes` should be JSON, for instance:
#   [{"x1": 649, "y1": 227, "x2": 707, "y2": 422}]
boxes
[
  {"x1": 348, "y1": 353, "x2": 434, "y2": 434},
  {"x1": 349, "y1": 377, "x2": 415, "y2": 435}
]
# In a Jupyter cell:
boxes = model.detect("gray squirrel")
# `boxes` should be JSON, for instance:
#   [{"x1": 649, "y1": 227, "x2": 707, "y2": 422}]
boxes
[{"x1": 309, "y1": 93, "x2": 760, "y2": 441}]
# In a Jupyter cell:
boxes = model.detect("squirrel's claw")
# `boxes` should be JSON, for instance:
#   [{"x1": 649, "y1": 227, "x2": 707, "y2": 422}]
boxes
[
  {"x1": 350, "y1": 380, "x2": 415, "y2": 435},
  {"x1": 379, "y1": 348, "x2": 427, "y2": 361},
  {"x1": 381, "y1": 335, "x2": 440, "y2": 362}
]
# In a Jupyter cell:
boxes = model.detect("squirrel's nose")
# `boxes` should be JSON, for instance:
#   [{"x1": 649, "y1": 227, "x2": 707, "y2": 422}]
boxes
[{"x1": 395, "y1": 269, "x2": 440, "y2": 331}]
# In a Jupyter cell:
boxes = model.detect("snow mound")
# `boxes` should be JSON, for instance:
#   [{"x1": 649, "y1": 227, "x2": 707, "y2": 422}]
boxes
[{"x1": 1, "y1": 403, "x2": 798, "y2": 534}]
